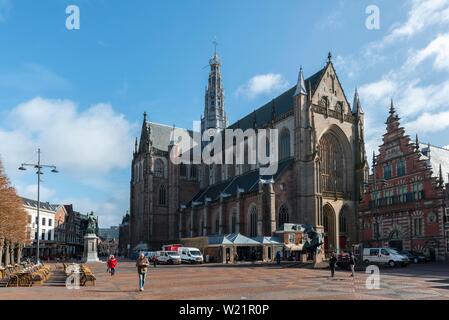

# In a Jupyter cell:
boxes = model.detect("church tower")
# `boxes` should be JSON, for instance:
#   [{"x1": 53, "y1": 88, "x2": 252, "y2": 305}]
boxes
[{"x1": 201, "y1": 44, "x2": 227, "y2": 132}]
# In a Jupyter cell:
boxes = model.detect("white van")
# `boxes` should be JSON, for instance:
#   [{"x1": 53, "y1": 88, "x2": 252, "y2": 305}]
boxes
[
  {"x1": 156, "y1": 251, "x2": 182, "y2": 265},
  {"x1": 177, "y1": 247, "x2": 204, "y2": 264},
  {"x1": 363, "y1": 247, "x2": 409, "y2": 267}
]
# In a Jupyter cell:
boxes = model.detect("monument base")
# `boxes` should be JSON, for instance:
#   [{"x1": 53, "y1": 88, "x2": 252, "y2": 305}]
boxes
[{"x1": 83, "y1": 233, "x2": 99, "y2": 263}]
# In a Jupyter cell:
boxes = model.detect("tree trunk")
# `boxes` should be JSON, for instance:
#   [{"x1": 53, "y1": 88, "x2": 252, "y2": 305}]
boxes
[
  {"x1": 9, "y1": 242, "x2": 15, "y2": 265},
  {"x1": 4, "y1": 240, "x2": 10, "y2": 266},
  {"x1": 0, "y1": 238, "x2": 4, "y2": 267},
  {"x1": 17, "y1": 244, "x2": 23, "y2": 264}
]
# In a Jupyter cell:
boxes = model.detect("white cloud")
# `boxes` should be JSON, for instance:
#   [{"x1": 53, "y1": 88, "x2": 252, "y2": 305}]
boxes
[
  {"x1": 382, "y1": 0, "x2": 449, "y2": 45},
  {"x1": 359, "y1": 78, "x2": 397, "y2": 104},
  {"x1": 405, "y1": 111, "x2": 449, "y2": 133},
  {"x1": 0, "y1": 97, "x2": 136, "y2": 176},
  {"x1": 17, "y1": 184, "x2": 56, "y2": 201},
  {"x1": 236, "y1": 73, "x2": 289, "y2": 99},
  {"x1": 406, "y1": 33, "x2": 449, "y2": 71}
]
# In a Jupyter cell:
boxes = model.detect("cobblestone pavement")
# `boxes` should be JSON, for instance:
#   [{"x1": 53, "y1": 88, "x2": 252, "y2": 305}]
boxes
[{"x1": 1, "y1": 261, "x2": 449, "y2": 300}]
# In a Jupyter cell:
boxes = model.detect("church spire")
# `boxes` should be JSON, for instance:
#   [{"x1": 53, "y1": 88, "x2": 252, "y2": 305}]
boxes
[
  {"x1": 438, "y1": 164, "x2": 444, "y2": 186},
  {"x1": 294, "y1": 66, "x2": 307, "y2": 97},
  {"x1": 201, "y1": 40, "x2": 227, "y2": 132},
  {"x1": 415, "y1": 134, "x2": 420, "y2": 151},
  {"x1": 352, "y1": 87, "x2": 363, "y2": 114},
  {"x1": 389, "y1": 99, "x2": 395, "y2": 116},
  {"x1": 138, "y1": 111, "x2": 151, "y2": 154}
]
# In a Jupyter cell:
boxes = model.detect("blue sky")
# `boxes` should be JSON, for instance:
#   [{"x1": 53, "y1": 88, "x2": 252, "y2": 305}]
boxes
[{"x1": 1, "y1": 0, "x2": 449, "y2": 227}]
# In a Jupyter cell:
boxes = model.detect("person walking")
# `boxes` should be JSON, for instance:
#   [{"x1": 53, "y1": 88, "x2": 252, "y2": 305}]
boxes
[
  {"x1": 275, "y1": 251, "x2": 281, "y2": 265},
  {"x1": 136, "y1": 253, "x2": 150, "y2": 291},
  {"x1": 107, "y1": 255, "x2": 118, "y2": 276},
  {"x1": 348, "y1": 252, "x2": 356, "y2": 277},
  {"x1": 329, "y1": 252, "x2": 337, "y2": 278},
  {"x1": 152, "y1": 255, "x2": 157, "y2": 268}
]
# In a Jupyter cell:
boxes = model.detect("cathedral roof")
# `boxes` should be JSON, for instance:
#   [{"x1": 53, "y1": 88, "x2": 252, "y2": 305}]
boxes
[
  {"x1": 228, "y1": 67, "x2": 325, "y2": 131},
  {"x1": 420, "y1": 144, "x2": 449, "y2": 184},
  {"x1": 186, "y1": 157, "x2": 294, "y2": 208},
  {"x1": 147, "y1": 122, "x2": 194, "y2": 152}
]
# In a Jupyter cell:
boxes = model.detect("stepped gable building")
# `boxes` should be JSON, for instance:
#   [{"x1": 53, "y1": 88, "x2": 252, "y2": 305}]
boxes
[
  {"x1": 130, "y1": 51, "x2": 368, "y2": 255},
  {"x1": 359, "y1": 102, "x2": 449, "y2": 261}
]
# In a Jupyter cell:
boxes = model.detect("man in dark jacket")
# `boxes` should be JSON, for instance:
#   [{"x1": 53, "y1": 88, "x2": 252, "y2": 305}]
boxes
[
  {"x1": 349, "y1": 252, "x2": 356, "y2": 277},
  {"x1": 329, "y1": 252, "x2": 337, "y2": 278}
]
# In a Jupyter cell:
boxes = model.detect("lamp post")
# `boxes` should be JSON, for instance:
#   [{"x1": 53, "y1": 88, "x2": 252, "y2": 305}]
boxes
[{"x1": 19, "y1": 148, "x2": 58, "y2": 264}]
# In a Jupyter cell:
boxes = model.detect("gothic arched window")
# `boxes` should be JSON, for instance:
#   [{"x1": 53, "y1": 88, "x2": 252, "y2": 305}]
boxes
[
  {"x1": 339, "y1": 211, "x2": 347, "y2": 233},
  {"x1": 231, "y1": 211, "x2": 237, "y2": 234},
  {"x1": 279, "y1": 128, "x2": 291, "y2": 160},
  {"x1": 158, "y1": 185, "x2": 167, "y2": 206},
  {"x1": 154, "y1": 159, "x2": 164, "y2": 177},
  {"x1": 278, "y1": 205, "x2": 289, "y2": 228},
  {"x1": 320, "y1": 133, "x2": 344, "y2": 193},
  {"x1": 190, "y1": 165, "x2": 197, "y2": 179},
  {"x1": 250, "y1": 206, "x2": 258, "y2": 237},
  {"x1": 397, "y1": 159, "x2": 405, "y2": 177}
]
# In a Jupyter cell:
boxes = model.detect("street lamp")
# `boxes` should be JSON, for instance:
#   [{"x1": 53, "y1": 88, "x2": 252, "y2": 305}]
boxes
[{"x1": 18, "y1": 148, "x2": 58, "y2": 265}]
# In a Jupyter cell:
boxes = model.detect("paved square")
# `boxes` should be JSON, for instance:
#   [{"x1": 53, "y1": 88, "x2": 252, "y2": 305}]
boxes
[{"x1": 1, "y1": 261, "x2": 449, "y2": 300}]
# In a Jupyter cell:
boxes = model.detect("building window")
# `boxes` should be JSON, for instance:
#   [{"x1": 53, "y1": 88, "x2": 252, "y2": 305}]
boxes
[
  {"x1": 339, "y1": 212, "x2": 347, "y2": 233},
  {"x1": 231, "y1": 214, "x2": 237, "y2": 234},
  {"x1": 41, "y1": 230, "x2": 46, "y2": 240},
  {"x1": 42, "y1": 217, "x2": 46, "y2": 226},
  {"x1": 158, "y1": 185, "x2": 167, "y2": 206},
  {"x1": 48, "y1": 231, "x2": 52, "y2": 241},
  {"x1": 320, "y1": 133, "x2": 344, "y2": 193},
  {"x1": 180, "y1": 163, "x2": 187, "y2": 177},
  {"x1": 413, "y1": 183, "x2": 424, "y2": 200},
  {"x1": 190, "y1": 165, "x2": 197, "y2": 179},
  {"x1": 278, "y1": 205, "x2": 289, "y2": 228},
  {"x1": 397, "y1": 159, "x2": 406, "y2": 176},
  {"x1": 384, "y1": 163, "x2": 392, "y2": 179},
  {"x1": 215, "y1": 218, "x2": 219, "y2": 234},
  {"x1": 154, "y1": 159, "x2": 164, "y2": 177},
  {"x1": 413, "y1": 217, "x2": 423, "y2": 236},
  {"x1": 279, "y1": 128, "x2": 291, "y2": 160},
  {"x1": 27, "y1": 215, "x2": 32, "y2": 224},
  {"x1": 250, "y1": 207, "x2": 258, "y2": 237},
  {"x1": 48, "y1": 219, "x2": 52, "y2": 227}
]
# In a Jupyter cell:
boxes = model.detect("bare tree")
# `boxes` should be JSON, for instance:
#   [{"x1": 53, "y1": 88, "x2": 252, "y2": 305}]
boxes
[{"x1": 0, "y1": 158, "x2": 28, "y2": 266}]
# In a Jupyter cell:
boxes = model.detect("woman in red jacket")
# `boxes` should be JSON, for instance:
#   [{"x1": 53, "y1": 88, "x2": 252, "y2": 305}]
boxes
[{"x1": 107, "y1": 255, "x2": 118, "y2": 276}]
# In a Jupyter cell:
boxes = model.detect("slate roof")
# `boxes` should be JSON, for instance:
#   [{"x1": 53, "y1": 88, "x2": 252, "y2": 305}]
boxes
[
  {"x1": 228, "y1": 66, "x2": 326, "y2": 131},
  {"x1": 147, "y1": 122, "x2": 196, "y2": 152},
  {"x1": 187, "y1": 157, "x2": 294, "y2": 207},
  {"x1": 420, "y1": 144, "x2": 449, "y2": 184},
  {"x1": 21, "y1": 197, "x2": 59, "y2": 211}
]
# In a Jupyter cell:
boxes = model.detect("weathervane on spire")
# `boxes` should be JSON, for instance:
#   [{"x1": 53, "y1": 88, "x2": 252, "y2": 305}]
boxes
[{"x1": 213, "y1": 37, "x2": 218, "y2": 56}]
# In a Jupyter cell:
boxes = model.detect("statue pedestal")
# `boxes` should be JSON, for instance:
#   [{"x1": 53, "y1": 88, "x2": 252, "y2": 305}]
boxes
[
  {"x1": 313, "y1": 250, "x2": 326, "y2": 268},
  {"x1": 83, "y1": 234, "x2": 99, "y2": 263}
]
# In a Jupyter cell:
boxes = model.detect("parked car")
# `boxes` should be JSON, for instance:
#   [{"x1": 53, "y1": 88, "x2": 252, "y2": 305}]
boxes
[
  {"x1": 398, "y1": 250, "x2": 430, "y2": 263},
  {"x1": 177, "y1": 247, "x2": 204, "y2": 264},
  {"x1": 156, "y1": 251, "x2": 182, "y2": 265},
  {"x1": 363, "y1": 247, "x2": 409, "y2": 267}
]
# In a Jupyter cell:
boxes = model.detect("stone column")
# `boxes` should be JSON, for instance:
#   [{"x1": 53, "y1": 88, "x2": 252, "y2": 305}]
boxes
[
  {"x1": 257, "y1": 181, "x2": 264, "y2": 236},
  {"x1": 268, "y1": 182, "x2": 276, "y2": 235},
  {"x1": 203, "y1": 204, "x2": 209, "y2": 236},
  {"x1": 178, "y1": 208, "x2": 183, "y2": 239},
  {"x1": 190, "y1": 208, "x2": 194, "y2": 238}
]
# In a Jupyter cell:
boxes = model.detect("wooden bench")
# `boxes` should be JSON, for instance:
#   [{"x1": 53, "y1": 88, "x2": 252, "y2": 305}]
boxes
[{"x1": 79, "y1": 265, "x2": 96, "y2": 286}]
